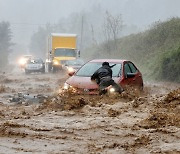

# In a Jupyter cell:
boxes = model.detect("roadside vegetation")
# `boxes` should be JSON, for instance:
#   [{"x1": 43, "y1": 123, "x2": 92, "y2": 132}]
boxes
[
  {"x1": 0, "y1": 21, "x2": 13, "y2": 70},
  {"x1": 83, "y1": 17, "x2": 180, "y2": 83}
]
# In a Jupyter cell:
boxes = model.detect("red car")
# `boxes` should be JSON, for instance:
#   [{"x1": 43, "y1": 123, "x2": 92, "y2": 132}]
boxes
[{"x1": 63, "y1": 59, "x2": 143, "y2": 94}]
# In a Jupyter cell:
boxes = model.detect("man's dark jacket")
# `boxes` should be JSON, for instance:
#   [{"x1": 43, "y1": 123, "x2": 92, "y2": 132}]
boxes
[{"x1": 91, "y1": 65, "x2": 112, "y2": 84}]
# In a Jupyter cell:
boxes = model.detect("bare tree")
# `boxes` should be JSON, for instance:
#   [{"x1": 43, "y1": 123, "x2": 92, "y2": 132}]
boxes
[{"x1": 102, "y1": 11, "x2": 123, "y2": 54}]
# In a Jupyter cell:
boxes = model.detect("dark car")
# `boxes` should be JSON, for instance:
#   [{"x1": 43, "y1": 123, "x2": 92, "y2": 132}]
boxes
[
  {"x1": 63, "y1": 59, "x2": 85, "y2": 73},
  {"x1": 63, "y1": 59, "x2": 143, "y2": 94},
  {"x1": 25, "y1": 58, "x2": 45, "y2": 74}
]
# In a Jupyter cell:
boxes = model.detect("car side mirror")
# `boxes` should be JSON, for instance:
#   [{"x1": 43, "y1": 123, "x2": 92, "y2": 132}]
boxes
[
  {"x1": 126, "y1": 73, "x2": 135, "y2": 78},
  {"x1": 68, "y1": 71, "x2": 75, "y2": 76}
]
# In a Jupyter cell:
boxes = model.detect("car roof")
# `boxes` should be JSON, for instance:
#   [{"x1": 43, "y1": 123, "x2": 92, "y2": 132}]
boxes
[{"x1": 89, "y1": 59, "x2": 127, "y2": 63}]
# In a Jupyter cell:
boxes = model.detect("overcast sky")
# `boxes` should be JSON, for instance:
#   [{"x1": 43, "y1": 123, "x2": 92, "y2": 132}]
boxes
[{"x1": 1, "y1": 0, "x2": 180, "y2": 48}]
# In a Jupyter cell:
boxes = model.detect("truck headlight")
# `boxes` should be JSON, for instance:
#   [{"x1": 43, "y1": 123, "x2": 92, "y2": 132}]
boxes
[{"x1": 53, "y1": 60, "x2": 59, "y2": 65}]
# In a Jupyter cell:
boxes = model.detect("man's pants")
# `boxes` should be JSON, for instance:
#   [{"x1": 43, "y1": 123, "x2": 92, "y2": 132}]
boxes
[{"x1": 99, "y1": 78, "x2": 123, "y2": 95}]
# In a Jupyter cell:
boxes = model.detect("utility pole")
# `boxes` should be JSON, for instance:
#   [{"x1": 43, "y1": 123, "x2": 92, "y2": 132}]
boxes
[{"x1": 80, "y1": 16, "x2": 84, "y2": 51}]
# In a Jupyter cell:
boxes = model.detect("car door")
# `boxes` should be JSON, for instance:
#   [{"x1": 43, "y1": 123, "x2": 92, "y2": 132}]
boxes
[
  {"x1": 120, "y1": 62, "x2": 132, "y2": 87},
  {"x1": 121, "y1": 61, "x2": 142, "y2": 88},
  {"x1": 128, "y1": 62, "x2": 143, "y2": 87}
]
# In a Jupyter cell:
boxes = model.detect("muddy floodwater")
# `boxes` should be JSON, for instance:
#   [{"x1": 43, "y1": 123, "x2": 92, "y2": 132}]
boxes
[{"x1": 0, "y1": 70, "x2": 179, "y2": 154}]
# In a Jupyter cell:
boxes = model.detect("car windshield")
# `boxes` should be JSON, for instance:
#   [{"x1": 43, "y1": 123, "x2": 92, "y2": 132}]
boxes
[
  {"x1": 54, "y1": 49, "x2": 76, "y2": 57},
  {"x1": 66, "y1": 59, "x2": 84, "y2": 66},
  {"x1": 76, "y1": 62, "x2": 122, "y2": 77}
]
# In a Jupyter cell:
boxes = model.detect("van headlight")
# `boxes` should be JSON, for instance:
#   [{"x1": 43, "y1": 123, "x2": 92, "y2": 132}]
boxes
[
  {"x1": 53, "y1": 60, "x2": 59, "y2": 65},
  {"x1": 19, "y1": 58, "x2": 27, "y2": 65}
]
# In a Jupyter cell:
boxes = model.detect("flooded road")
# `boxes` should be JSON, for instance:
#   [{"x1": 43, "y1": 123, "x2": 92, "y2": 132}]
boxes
[{"x1": 0, "y1": 70, "x2": 179, "y2": 154}]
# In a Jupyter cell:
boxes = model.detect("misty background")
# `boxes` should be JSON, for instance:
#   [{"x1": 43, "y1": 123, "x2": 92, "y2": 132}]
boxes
[{"x1": 1, "y1": 0, "x2": 180, "y2": 61}]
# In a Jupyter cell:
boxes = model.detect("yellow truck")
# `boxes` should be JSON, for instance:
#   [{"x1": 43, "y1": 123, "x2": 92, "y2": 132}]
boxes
[{"x1": 46, "y1": 33, "x2": 80, "y2": 72}]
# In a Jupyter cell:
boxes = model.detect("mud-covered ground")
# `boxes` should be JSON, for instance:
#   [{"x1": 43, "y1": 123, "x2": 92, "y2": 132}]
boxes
[{"x1": 0, "y1": 69, "x2": 179, "y2": 154}]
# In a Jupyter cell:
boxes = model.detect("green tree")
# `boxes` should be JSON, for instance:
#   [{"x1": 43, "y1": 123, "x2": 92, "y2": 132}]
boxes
[{"x1": 0, "y1": 21, "x2": 13, "y2": 69}]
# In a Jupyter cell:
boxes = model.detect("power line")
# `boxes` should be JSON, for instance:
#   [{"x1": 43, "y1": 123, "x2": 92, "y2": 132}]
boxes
[{"x1": 9, "y1": 22, "x2": 48, "y2": 26}]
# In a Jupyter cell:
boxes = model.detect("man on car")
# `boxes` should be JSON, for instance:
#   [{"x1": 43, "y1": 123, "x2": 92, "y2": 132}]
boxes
[{"x1": 91, "y1": 62, "x2": 123, "y2": 95}]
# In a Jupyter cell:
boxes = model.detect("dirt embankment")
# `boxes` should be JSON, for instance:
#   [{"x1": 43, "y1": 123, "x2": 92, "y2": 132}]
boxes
[{"x1": 0, "y1": 71, "x2": 179, "y2": 154}]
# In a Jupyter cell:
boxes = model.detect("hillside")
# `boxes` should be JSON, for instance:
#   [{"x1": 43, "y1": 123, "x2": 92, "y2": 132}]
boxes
[{"x1": 83, "y1": 17, "x2": 180, "y2": 82}]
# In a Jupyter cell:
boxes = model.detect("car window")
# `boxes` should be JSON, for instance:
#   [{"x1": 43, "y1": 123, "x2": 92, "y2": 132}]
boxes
[
  {"x1": 128, "y1": 62, "x2": 137, "y2": 73},
  {"x1": 76, "y1": 62, "x2": 122, "y2": 77},
  {"x1": 112, "y1": 64, "x2": 122, "y2": 77},
  {"x1": 124, "y1": 63, "x2": 131, "y2": 75}
]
